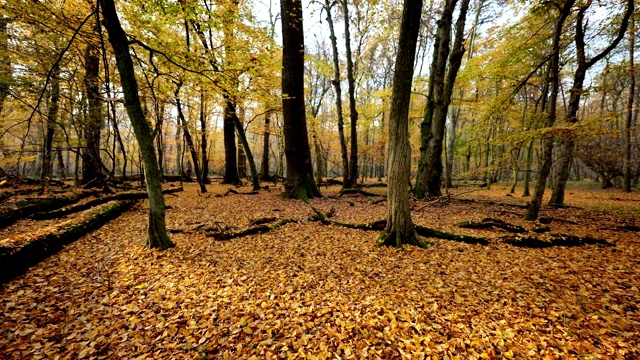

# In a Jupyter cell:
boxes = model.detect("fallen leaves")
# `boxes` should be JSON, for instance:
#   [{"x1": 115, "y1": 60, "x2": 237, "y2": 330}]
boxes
[{"x1": 0, "y1": 182, "x2": 638, "y2": 359}]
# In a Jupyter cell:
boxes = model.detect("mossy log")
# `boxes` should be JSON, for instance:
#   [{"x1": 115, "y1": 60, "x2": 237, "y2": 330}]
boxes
[
  {"x1": 31, "y1": 187, "x2": 183, "y2": 220},
  {"x1": 0, "y1": 189, "x2": 102, "y2": 229},
  {"x1": 504, "y1": 234, "x2": 615, "y2": 248},
  {"x1": 456, "y1": 217, "x2": 526, "y2": 233},
  {"x1": 0, "y1": 200, "x2": 135, "y2": 284}
]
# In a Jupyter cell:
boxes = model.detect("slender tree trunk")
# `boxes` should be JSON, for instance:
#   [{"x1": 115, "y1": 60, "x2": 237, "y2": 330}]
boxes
[
  {"x1": 525, "y1": 0, "x2": 575, "y2": 220},
  {"x1": 234, "y1": 116, "x2": 260, "y2": 190},
  {"x1": 0, "y1": 17, "x2": 11, "y2": 117},
  {"x1": 260, "y1": 110, "x2": 272, "y2": 181},
  {"x1": 199, "y1": 91, "x2": 210, "y2": 183},
  {"x1": 342, "y1": 0, "x2": 359, "y2": 187},
  {"x1": 175, "y1": 120, "x2": 182, "y2": 175},
  {"x1": 624, "y1": 15, "x2": 635, "y2": 192},
  {"x1": 379, "y1": 0, "x2": 427, "y2": 248},
  {"x1": 280, "y1": 0, "x2": 321, "y2": 200},
  {"x1": 175, "y1": 87, "x2": 207, "y2": 193},
  {"x1": 42, "y1": 63, "x2": 60, "y2": 191},
  {"x1": 100, "y1": 0, "x2": 173, "y2": 249},
  {"x1": 324, "y1": 0, "x2": 350, "y2": 188},
  {"x1": 57, "y1": 147, "x2": 66, "y2": 179}
]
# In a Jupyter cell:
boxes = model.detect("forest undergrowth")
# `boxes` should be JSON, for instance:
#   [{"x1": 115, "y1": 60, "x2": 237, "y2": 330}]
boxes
[{"x1": 0, "y1": 182, "x2": 638, "y2": 359}]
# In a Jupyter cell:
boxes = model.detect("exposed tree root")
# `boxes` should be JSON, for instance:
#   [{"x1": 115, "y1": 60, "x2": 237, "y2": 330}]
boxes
[
  {"x1": 0, "y1": 200, "x2": 135, "y2": 285},
  {"x1": 369, "y1": 198, "x2": 386, "y2": 205},
  {"x1": 456, "y1": 217, "x2": 526, "y2": 233},
  {"x1": 503, "y1": 234, "x2": 615, "y2": 248},
  {"x1": 216, "y1": 188, "x2": 260, "y2": 197},
  {"x1": 31, "y1": 187, "x2": 183, "y2": 220},
  {"x1": 307, "y1": 205, "x2": 488, "y2": 245},
  {"x1": 339, "y1": 188, "x2": 385, "y2": 197},
  {"x1": 208, "y1": 218, "x2": 297, "y2": 240},
  {"x1": 361, "y1": 182, "x2": 387, "y2": 188}
]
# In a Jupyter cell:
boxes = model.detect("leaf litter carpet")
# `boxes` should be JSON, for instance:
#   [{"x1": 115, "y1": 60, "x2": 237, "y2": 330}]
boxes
[{"x1": 1, "y1": 183, "x2": 638, "y2": 359}]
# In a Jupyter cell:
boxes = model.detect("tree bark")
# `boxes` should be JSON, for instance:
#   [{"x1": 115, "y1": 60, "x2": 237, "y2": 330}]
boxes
[
  {"x1": 82, "y1": 41, "x2": 104, "y2": 186},
  {"x1": 100, "y1": 0, "x2": 173, "y2": 250},
  {"x1": 624, "y1": 15, "x2": 635, "y2": 193},
  {"x1": 175, "y1": 86, "x2": 207, "y2": 193},
  {"x1": 234, "y1": 116, "x2": 261, "y2": 191},
  {"x1": 0, "y1": 17, "x2": 11, "y2": 117},
  {"x1": 379, "y1": 0, "x2": 427, "y2": 248},
  {"x1": 414, "y1": 0, "x2": 458, "y2": 198},
  {"x1": 260, "y1": 110, "x2": 272, "y2": 181},
  {"x1": 222, "y1": 99, "x2": 240, "y2": 184},
  {"x1": 342, "y1": 0, "x2": 359, "y2": 187},
  {"x1": 199, "y1": 91, "x2": 210, "y2": 183},
  {"x1": 550, "y1": 0, "x2": 633, "y2": 204},
  {"x1": 524, "y1": 0, "x2": 575, "y2": 220},
  {"x1": 42, "y1": 63, "x2": 59, "y2": 191},
  {"x1": 280, "y1": 0, "x2": 321, "y2": 200},
  {"x1": 324, "y1": 0, "x2": 350, "y2": 188}
]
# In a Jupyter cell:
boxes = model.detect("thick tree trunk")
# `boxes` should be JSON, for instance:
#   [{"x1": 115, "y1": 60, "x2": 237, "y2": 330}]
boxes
[
  {"x1": 324, "y1": 0, "x2": 350, "y2": 188},
  {"x1": 525, "y1": 0, "x2": 575, "y2": 220},
  {"x1": 42, "y1": 63, "x2": 59, "y2": 191},
  {"x1": 379, "y1": 0, "x2": 427, "y2": 248},
  {"x1": 82, "y1": 42, "x2": 104, "y2": 186},
  {"x1": 222, "y1": 99, "x2": 240, "y2": 184},
  {"x1": 100, "y1": 0, "x2": 173, "y2": 250},
  {"x1": 280, "y1": 0, "x2": 321, "y2": 200},
  {"x1": 342, "y1": 0, "x2": 359, "y2": 187}
]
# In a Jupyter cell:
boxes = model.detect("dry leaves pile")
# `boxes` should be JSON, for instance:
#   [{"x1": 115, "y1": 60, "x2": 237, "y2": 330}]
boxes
[{"x1": 0, "y1": 183, "x2": 638, "y2": 359}]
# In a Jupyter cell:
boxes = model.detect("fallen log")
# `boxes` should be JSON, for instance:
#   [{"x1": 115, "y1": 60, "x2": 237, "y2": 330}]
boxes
[
  {"x1": 0, "y1": 189, "x2": 102, "y2": 229},
  {"x1": 456, "y1": 218, "x2": 526, "y2": 233},
  {"x1": 216, "y1": 188, "x2": 260, "y2": 197},
  {"x1": 361, "y1": 182, "x2": 387, "y2": 188},
  {"x1": 503, "y1": 234, "x2": 615, "y2": 248},
  {"x1": 0, "y1": 200, "x2": 135, "y2": 285},
  {"x1": 31, "y1": 187, "x2": 183, "y2": 220}
]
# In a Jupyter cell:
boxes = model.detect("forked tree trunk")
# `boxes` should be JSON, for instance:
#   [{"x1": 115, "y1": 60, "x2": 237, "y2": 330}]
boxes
[
  {"x1": 280, "y1": 0, "x2": 321, "y2": 200},
  {"x1": 100, "y1": 0, "x2": 173, "y2": 250},
  {"x1": 379, "y1": 0, "x2": 427, "y2": 248},
  {"x1": 525, "y1": 0, "x2": 575, "y2": 220},
  {"x1": 175, "y1": 86, "x2": 207, "y2": 193}
]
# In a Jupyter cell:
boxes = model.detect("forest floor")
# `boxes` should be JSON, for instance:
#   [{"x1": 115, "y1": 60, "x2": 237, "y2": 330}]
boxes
[{"x1": 0, "y1": 180, "x2": 638, "y2": 359}]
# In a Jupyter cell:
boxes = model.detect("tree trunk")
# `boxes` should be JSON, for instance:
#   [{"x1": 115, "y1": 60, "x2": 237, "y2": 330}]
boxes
[
  {"x1": 260, "y1": 110, "x2": 272, "y2": 181},
  {"x1": 199, "y1": 91, "x2": 210, "y2": 183},
  {"x1": 379, "y1": 0, "x2": 427, "y2": 248},
  {"x1": 550, "y1": 0, "x2": 633, "y2": 203},
  {"x1": 324, "y1": 0, "x2": 350, "y2": 188},
  {"x1": 280, "y1": 0, "x2": 321, "y2": 200},
  {"x1": 342, "y1": 0, "x2": 359, "y2": 187},
  {"x1": 234, "y1": 116, "x2": 261, "y2": 191},
  {"x1": 82, "y1": 42, "x2": 104, "y2": 186},
  {"x1": 525, "y1": 0, "x2": 575, "y2": 220},
  {"x1": 624, "y1": 15, "x2": 635, "y2": 193},
  {"x1": 175, "y1": 86, "x2": 207, "y2": 193},
  {"x1": 414, "y1": 0, "x2": 458, "y2": 198},
  {"x1": 222, "y1": 99, "x2": 240, "y2": 184},
  {"x1": 42, "y1": 63, "x2": 60, "y2": 191},
  {"x1": 0, "y1": 17, "x2": 11, "y2": 117},
  {"x1": 100, "y1": 0, "x2": 173, "y2": 250}
]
